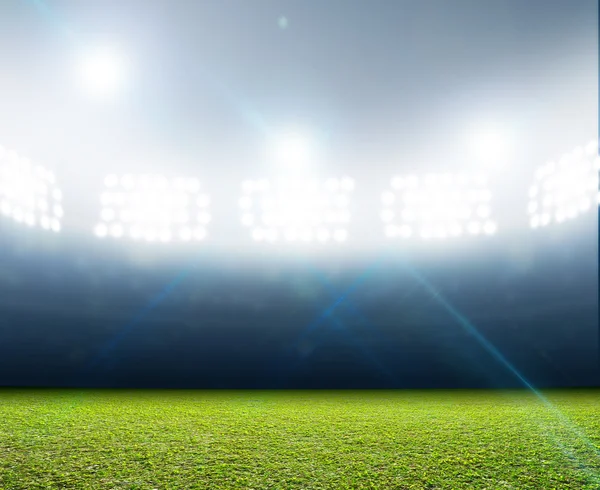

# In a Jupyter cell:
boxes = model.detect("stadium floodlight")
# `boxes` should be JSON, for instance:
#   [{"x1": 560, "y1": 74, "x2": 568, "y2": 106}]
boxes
[
  {"x1": 239, "y1": 176, "x2": 354, "y2": 245},
  {"x1": 77, "y1": 46, "x2": 128, "y2": 99},
  {"x1": 528, "y1": 140, "x2": 599, "y2": 229},
  {"x1": 0, "y1": 146, "x2": 63, "y2": 232},
  {"x1": 381, "y1": 172, "x2": 497, "y2": 241},
  {"x1": 94, "y1": 174, "x2": 211, "y2": 242}
]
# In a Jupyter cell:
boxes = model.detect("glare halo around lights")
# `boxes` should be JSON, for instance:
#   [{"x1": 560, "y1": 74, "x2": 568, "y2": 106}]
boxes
[
  {"x1": 469, "y1": 125, "x2": 512, "y2": 169},
  {"x1": 0, "y1": 145, "x2": 63, "y2": 232},
  {"x1": 272, "y1": 132, "x2": 312, "y2": 171},
  {"x1": 94, "y1": 174, "x2": 211, "y2": 242},
  {"x1": 528, "y1": 140, "x2": 599, "y2": 229},
  {"x1": 381, "y1": 173, "x2": 497, "y2": 241},
  {"x1": 3, "y1": 137, "x2": 598, "y2": 246},
  {"x1": 240, "y1": 176, "x2": 354, "y2": 245},
  {"x1": 77, "y1": 46, "x2": 127, "y2": 98}
]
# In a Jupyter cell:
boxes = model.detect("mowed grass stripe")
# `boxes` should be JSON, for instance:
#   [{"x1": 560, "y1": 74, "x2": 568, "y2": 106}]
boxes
[{"x1": 0, "y1": 389, "x2": 598, "y2": 489}]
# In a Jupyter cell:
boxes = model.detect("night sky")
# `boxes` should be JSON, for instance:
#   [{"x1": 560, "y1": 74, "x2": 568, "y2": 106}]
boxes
[{"x1": 0, "y1": 0, "x2": 597, "y2": 389}]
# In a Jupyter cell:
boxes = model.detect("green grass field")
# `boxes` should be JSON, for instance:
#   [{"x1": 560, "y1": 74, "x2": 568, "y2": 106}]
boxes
[{"x1": 0, "y1": 389, "x2": 598, "y2": 489}]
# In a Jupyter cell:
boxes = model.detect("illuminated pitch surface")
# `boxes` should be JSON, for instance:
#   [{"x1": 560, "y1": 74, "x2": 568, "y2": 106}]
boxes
[{"x1": 0, "y1": 390, "x2": 598, "y2": 489}]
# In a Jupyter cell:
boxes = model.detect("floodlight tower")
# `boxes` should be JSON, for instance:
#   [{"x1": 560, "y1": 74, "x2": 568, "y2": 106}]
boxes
[{"x1": 238, "y1": 131, "x2": 353, "y2": 246}]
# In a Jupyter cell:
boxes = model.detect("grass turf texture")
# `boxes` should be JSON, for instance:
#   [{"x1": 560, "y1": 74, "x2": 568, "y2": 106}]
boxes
[{"x1": 0, "y1": 390, "x2": 599, "y2": 489}]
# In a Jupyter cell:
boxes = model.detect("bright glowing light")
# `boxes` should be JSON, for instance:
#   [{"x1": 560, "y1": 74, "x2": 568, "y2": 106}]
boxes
[
  {"x1": 239, "y1": 196, "x2": 253, "y2": 209},
  {"x1": 466, "y1": 221, "x2": 481, "y2": 235},
  {"x1": 483, "y1": 221, "x2": 497, "y2": 235},
  {"x1": 160, "y1": 230, "x2": 172, "y2": 242},
  {"x1": 197, "y1": 194, "x2": 210, "y2": 207},
  {"x1": 179, "y1": 227, "x2": 192, "y2": 241},
  {"x1": 40, "y1": 216, "x2": 50, "y2": 230},
  {"x1": 391, "y1": 176, "x2": 404, "y2": 190},
  {"x1": 469, "y1": 125, "x2": 512, "y2": 167},
  {"x1": 333, "y1": 229, "x2": 347, "y2": 242},
  {"x1": 399, "y1": 225, "x2": 412, "y2": 238},
  {"x1": 529, "y1": 142, "x2": 598, "y2": 228},
  {"x1": 0, "y1": 148, "x2": 63, "y2": 232},
  {"x1": 110, "y1": 223, "x2": 124, "y2": 238},
  {"x1": 101, "y1": 208, "x2": 115, "y2": 221},
  {"x1": 104, "y1": 174, "x2": 118, "y2": 187},
  {"x1": 381, "y1": 191, "x2": 395, "y2": 206},
  {"x1": 382, "y1": 172, "x2": 494, "y2": 241},
  {"x1": 130, "y1": 226, "x2": 143, "y2": 240},
  {"x1": 197, "y1": 212, "x2": 211, "y2": 225},
  {"x1": 252, "y1": 228, "x2": 264, "y2": 241},
  {"x1": 241, "y1": 213, "x2": 254, "y2": 227},
  {"x1": 272, "y1": 132, "x2": 312, "y2": 169},
  {"x1": 585, "y1": 139, "x2": 598, "y2": 156},
  {"x1": 265, "y1": 229, "x2": 278, "y2": 242},
  {"x1": 240, "y1": 177, "x2": 352, "y2": 246},
  {"x1": 94, "y1": 174, "x2": 211, "y2": 242},
  {"x1": 381, "y1": 209, "x2": 394, "y2": 222},
  {"x1": 340, "y1": 177, "x2": 355, "y2": 191},
  {"x1": 284, "y1": 228, "x2": 298, "y2": 241},
  {"x1": 144, "y1": 229, "x2": 157, "y2": 242},
  {"x1": 77, "y1": 46, "x2": 128, "y2": 98}
]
